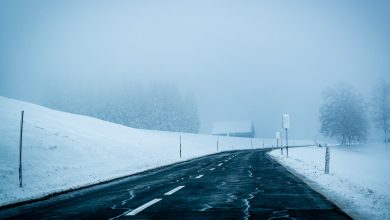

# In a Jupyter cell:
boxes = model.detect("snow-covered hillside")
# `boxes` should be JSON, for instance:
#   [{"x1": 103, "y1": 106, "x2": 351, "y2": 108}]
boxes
[
  {"x1": 0, "y1": 96, "x2": 312, "y2": 207},
  {"x1": 269, "y1": 144, "x2": 390, "y2": 220}
]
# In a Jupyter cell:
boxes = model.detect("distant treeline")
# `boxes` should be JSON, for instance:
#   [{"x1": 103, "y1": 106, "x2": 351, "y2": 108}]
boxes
[{"x1": 44, "y1": 83, "x2": 200, "y2": 133}]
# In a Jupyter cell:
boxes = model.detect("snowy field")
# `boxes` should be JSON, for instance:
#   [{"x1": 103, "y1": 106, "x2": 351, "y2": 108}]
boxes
[
  {"x1": 269, "y1": 144, "x2": 390, "y2": 220},
  {"x1": 0, "y1": 96, "x2": 312, "y2": 207}
]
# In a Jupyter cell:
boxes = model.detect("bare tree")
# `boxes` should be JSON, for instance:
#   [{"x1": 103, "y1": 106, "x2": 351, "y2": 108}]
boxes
[
  {"x1": 371, "y1": 81, "x2": 390, "y2": 143},
  {"x1": 320, "y1": 84, "x2": 369, "y2": 146}
]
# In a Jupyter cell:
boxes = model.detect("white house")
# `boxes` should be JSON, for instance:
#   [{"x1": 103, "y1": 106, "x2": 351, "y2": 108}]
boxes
[{"x1": 211, "y1": 120, "x2": 255, "y2": 138}]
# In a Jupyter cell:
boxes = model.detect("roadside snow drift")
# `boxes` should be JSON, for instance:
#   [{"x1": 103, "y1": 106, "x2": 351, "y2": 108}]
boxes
[
  {"x1": 0, "y1": 96, "x2": 312, "y2": 207},
  {"x1": 269, "y1": 145, "x2": 390, "y2": 220}
]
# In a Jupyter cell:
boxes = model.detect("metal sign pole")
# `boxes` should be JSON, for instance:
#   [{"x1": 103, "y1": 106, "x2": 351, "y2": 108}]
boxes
[
  {"x1": 280, "y1": 133, "x2": 283, "y2": 147},
  {"x1": 286, "y1": 128, "x2": 288, "y2": 158},
  {"x1": 282, "y1": 114, "x2": 290, "y2": 158},
  {"x1": 276, "y1": 131, "x2": 281, "y2": 150}
]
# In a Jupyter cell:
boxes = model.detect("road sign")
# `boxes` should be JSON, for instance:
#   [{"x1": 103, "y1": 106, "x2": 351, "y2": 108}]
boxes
[
  {"x1": 276, "y1": 131, "x2": 281, "y2": 140},
  {"x1": 282, "y1": 114, "x2": 290, "y2": 129}
]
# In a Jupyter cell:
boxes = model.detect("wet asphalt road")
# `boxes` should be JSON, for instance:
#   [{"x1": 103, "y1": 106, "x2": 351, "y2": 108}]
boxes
[{"x1": 0, "y1": 149, "x2": 351, "y2": 220}]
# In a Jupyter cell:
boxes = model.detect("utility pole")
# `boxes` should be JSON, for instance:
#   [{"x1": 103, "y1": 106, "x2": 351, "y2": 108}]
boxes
[{"x1": 19, "y1": 110, "x2": 24, "y2": 188}]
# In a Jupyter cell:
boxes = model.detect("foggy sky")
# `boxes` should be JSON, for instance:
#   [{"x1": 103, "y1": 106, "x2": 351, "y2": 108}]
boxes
[{"x1": 1, "y1": 0, "x2": 389, "y2": 139}]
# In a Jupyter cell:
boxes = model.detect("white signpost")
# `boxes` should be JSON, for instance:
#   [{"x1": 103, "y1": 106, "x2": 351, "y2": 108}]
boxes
[
  {"x1": 282, "y1": 114, "x2": 290, "y2": 157},
  {"x1": 282, "y1": 114, "x2": 290, "y2": 129},
  {"x1": 275, "y1": 131, "x2": 281, "y2": 147}
]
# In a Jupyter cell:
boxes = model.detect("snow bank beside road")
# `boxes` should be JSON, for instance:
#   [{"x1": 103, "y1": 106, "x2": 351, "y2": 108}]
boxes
[
  {"x1": 269, "y1": 144, "x2": 390, "y2": 220},
  {"x1": 0, "y1": 96, "x2": 312, "y2": 207}
]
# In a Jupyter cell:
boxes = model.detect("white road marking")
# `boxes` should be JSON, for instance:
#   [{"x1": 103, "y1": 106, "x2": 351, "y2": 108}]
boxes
[
  {"x1": 164, "y1": 186, "x2": 185, "y2": 196},
  {"x1": 217, "y1": 163, "x2": 223, "y2": 166},
  {"x1": 209, "y1": 168, "x2": 215, "y2": 171},
  {"x1": 195, "y1": 174, "x2": 204, "y2": 179},
  {"x1": 125, "y1": 198, "x2": 162, "y2": 216}
]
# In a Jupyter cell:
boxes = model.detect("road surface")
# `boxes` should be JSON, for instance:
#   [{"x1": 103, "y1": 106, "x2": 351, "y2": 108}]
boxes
[{"x1": 0, "y1": 149, "x2": 351, "y2": 219}]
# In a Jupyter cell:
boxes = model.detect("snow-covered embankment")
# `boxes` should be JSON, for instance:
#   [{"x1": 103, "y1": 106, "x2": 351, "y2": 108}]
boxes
[
  {"x1": 0, "y1": 96, "x2": 313, "y2": 207},
  {"x1": 268, "y1": 145, "x2": 390, "y2": 220}
]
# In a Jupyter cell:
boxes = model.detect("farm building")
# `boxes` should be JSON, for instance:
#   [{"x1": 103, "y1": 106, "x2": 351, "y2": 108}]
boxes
[{"x1": 211, "y1": 120, "x2": 255, "y2": 138}]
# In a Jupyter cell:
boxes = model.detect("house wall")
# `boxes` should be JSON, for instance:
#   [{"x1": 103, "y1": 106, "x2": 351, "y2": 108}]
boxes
[{"x1": 214, "y1": 132, "x2": 254, "y2": 138}]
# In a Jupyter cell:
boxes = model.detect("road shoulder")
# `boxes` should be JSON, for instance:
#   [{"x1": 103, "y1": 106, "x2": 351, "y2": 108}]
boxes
[{"x1": 267, "y1": 152, "x2": 369, "y2": 220}]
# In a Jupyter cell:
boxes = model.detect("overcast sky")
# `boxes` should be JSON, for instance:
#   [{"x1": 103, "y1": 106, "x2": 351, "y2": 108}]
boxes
[{"x1": 1, "y1": 0, "x2": 389, "y2": 139}]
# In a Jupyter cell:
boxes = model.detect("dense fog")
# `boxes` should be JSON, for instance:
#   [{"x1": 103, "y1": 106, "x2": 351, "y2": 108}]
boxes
[{"x1": 1, "y1": 0, "x2": 389, "y2": 139}]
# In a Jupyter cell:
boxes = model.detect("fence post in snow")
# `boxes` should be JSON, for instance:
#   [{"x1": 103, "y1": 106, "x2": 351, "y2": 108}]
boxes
[
  {"x1": 19, "y1": 110, "x2": 24, "y2": 188},
  {"x1": 179, "y1": 135, "x2": 182, "y2": 158},
  {"x1": 325, "y1": 146, "x2": 330, "y2": 174}
]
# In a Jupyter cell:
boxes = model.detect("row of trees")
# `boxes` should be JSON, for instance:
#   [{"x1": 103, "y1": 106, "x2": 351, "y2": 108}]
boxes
[
  {"x1": 44, "y1": 83, "x2": 200, "y2": 133},
  {"x1": 320, "y1": 81, "x2": 390, "y2": 145}
]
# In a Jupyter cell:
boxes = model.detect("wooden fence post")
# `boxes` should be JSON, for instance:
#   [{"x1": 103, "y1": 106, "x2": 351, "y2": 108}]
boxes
[
  {"x1": 179, "y1": 135, "x2": 182, "y2": 158},
  {"x1": 19, "y1": 110, "x2": 24, "y2": 188},
  {"x1": 325, "y1": 146, "x2": 330, "y2": 174}
]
